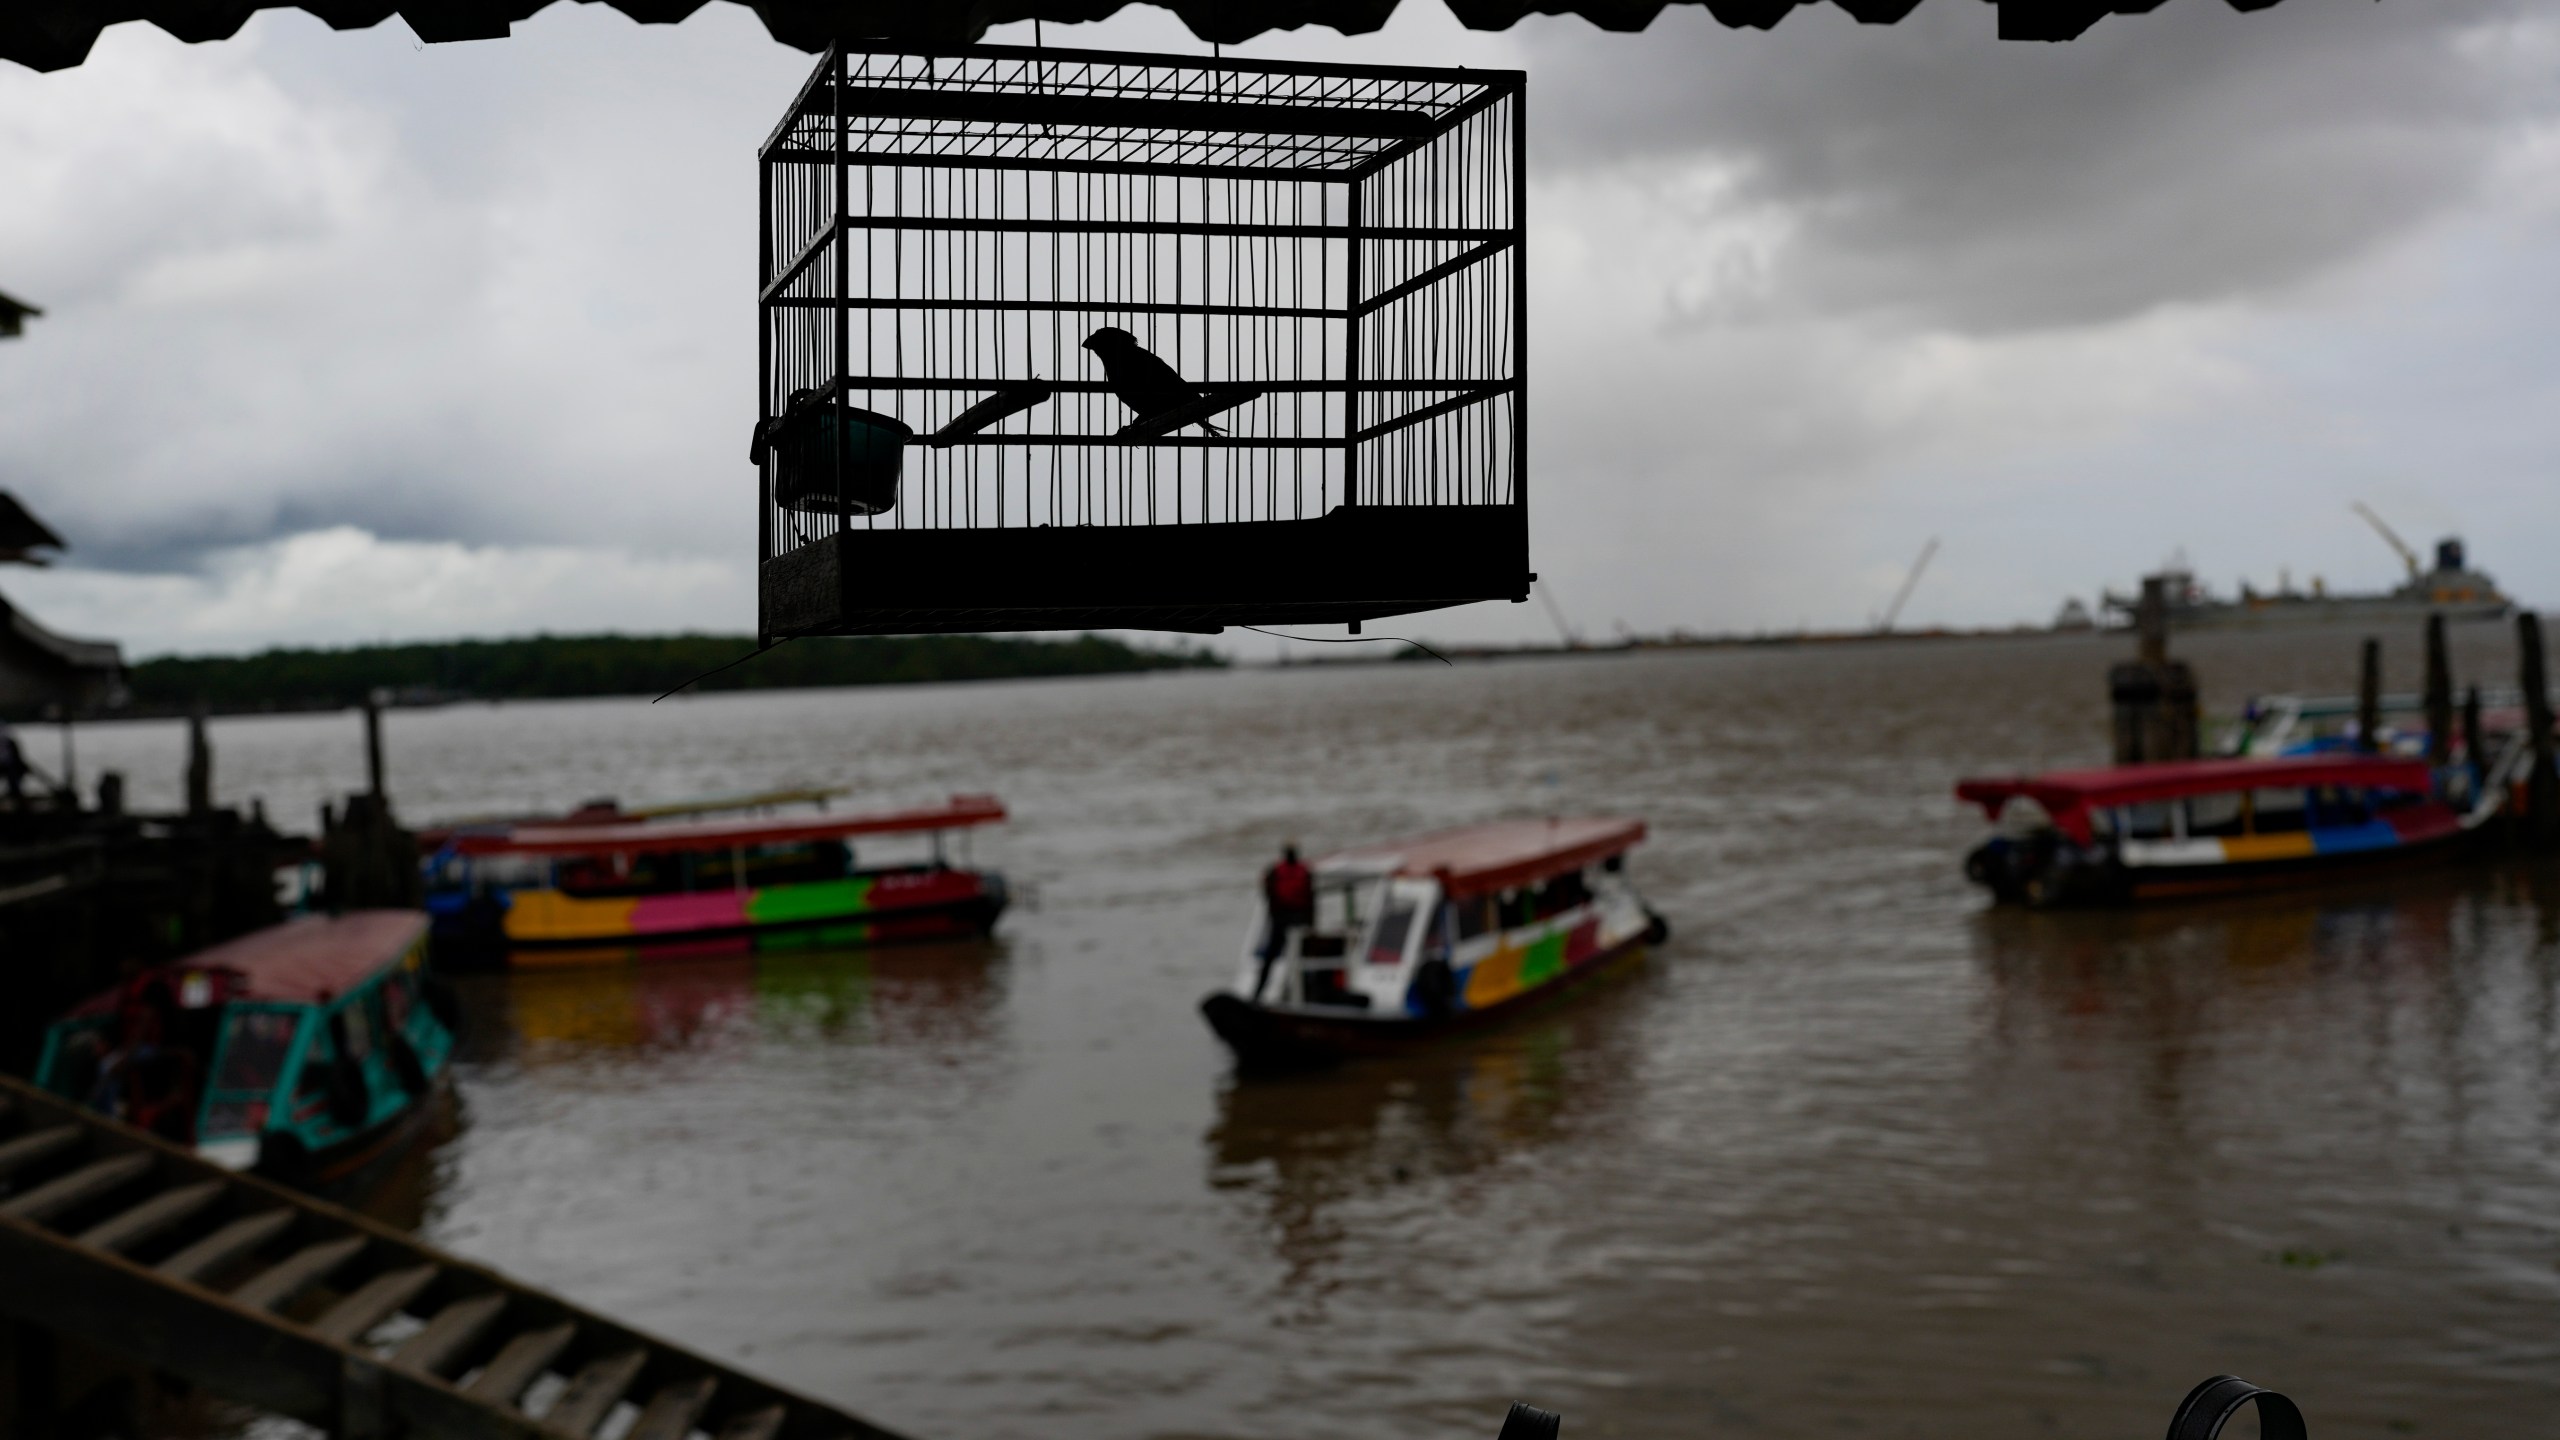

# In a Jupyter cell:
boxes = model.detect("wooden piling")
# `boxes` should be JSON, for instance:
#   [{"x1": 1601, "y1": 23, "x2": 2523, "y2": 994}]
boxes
[
  {"x1": 363, "y1": 690, "x2": 386, "y2": 800},
  {"x1": 2108, "y1": 577, "x2": 2198, "y2": 763},
  {"x1": 2355, "y1": 638, "x2": 2382, "y2": 754},
  {"x1": 315, "y1": 695, "x2": 420, "y2": 910},
  {"x1": 2423, "y1": 614, "x2": 2453, "y2": 764},
  {"x1": 184, "y1": 705, "x2": 211, "y2": 816},
  {"x1": 2136, "y1": 576, "x2": 2169, "y2": 668},
  {"x1": 2520, "y1": 612, "x2": 2559, "y2": 846},
  {"x1": 2463, "y1": 685, "x2": 2486, "y2": 775}
]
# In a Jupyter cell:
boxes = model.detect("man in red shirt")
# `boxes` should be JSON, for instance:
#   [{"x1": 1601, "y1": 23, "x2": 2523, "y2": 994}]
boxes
[{"x1": 1255, "y1": 843, "x2": 1315, "y2": 1001}]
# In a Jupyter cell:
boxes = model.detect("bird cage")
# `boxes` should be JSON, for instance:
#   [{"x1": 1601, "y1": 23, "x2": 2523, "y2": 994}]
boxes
[{"x1": 755, "y1": 44, "x2": 1528, "y2": 638}]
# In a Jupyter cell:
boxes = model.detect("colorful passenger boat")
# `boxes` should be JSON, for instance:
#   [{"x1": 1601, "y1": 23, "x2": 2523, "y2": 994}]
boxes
[
  {"x1": 33, "y1": 911, "x2": 455, "y2": 1194},
  {"x1": 423, "y1": 794, "x2": 1008, "y2": 966},
  {"x1": 1955, "y1": 755, "x2": 2500, "y2": 906},
  {"x1": 1200, "y1": 817, "x2": 1666, "y2": 1068}
]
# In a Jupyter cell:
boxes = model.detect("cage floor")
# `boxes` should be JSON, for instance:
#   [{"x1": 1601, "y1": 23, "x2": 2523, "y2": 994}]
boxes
[{"x1": 760, "y1": 503, "x2": 1528, "y2": 636}]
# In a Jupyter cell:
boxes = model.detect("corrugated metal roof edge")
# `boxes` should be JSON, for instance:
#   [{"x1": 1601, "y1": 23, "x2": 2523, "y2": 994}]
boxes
[{"x1": 3, "y1": 0, "x2": 2301, "y2": 74}]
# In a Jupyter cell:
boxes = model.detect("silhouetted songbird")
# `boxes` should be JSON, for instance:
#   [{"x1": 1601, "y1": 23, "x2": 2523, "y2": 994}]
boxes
[{"x1": 1081, "y1": 326, "x2": 1227, "y2": 436}]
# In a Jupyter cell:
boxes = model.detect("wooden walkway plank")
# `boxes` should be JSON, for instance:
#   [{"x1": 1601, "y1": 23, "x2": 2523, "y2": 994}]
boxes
[
  {"x1": 1, "y1": 1152, "x2": 154, "y2": 1223},
  {"x1": 157, "y1": 1209, "x2": 294, "y2": 1283},
  {"x1": 464, "y1": 1322, "x2": 577, "y2": 1406},
  {"x1": 390, "y1": 1292, "x2": 508, "y2": 1376},
  {"x1": 716, "y1": 1404, "x2": 788, "y2": 1440},
  {"x1": 628, "y1": 1375, "x2": 718, "y2": 1440},
  {"x1": 314, "y1": 1263, "x2": 439, "y2": 1344},
  {"x1": 77, "y1": 1179, "x2": 225, "y2": 1254},
  {"x1": 230, "y1": 1234, "x2": 366, "y2": 1311},
  {"x1": 1, "y1": 1072, "x2": 916, "y2": 1440},
  {"x1": 0, "y1": 1124, "x2": 81, "y2": 1180},
  {"x1": 544, "y1": 1347, "x2": 648, "y2": 1437}
]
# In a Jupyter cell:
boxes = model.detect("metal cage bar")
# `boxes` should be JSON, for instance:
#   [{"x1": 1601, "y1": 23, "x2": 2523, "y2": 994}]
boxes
[{"x1": 753, "y1": 46, "x2": 1528, "y2": 636}]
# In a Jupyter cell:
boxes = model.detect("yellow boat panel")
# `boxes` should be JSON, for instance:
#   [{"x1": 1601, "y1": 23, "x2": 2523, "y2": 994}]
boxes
[
  {"x1": 2219, "y1": 833, "x2": 2317, "y2": 863},
  {"x1": 503, "y1": 890, "x2": 639, "y2": 945},
  {"x1": 1463, "y1": 944, "x2": 1526, "y2": 1009}
]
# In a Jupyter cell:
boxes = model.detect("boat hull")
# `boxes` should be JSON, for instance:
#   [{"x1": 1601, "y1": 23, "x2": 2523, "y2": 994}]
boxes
[
  {"x1": 2163, "y1": 598, "x2": 2510, "y2": 631},
  {"x1": 1201, "y1": 929, "x2": 1651, "y2": 1069},
  {"x1": 1968, "y1": 827, "x2": 2472, "y2": 907},
  {"x1": 430, "y1": 872, "x2": 1007, "y2": 968},
  {"x1": 252, "y1": 1074, "x2": 457, "y2": 1202}
]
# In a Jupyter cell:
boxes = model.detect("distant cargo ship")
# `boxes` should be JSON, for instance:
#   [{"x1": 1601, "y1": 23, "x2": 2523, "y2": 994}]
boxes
[{"x1": 2102, "y1": 507, "x2": 2512, "y2": 631}]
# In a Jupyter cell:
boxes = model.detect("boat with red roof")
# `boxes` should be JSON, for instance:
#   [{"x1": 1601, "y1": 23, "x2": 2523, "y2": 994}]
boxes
[
  {"x1": 1201, "y1": 817, "x2": 1667, "y2": 1068},
  {"x1": 32, "y1": 911, "x2": 455, "y2": 1195},
  {"x1": 1955, "y1": 753, "x2": 2505, "y2": 906},
  {"x1": 421, "y1": 793, "x2": 1008, "y2": 965}
]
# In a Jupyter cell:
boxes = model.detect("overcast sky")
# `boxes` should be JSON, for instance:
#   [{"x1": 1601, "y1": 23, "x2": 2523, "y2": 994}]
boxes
[{"x1": 1, "y1": 0, "x2": 2554, "y2": 657}]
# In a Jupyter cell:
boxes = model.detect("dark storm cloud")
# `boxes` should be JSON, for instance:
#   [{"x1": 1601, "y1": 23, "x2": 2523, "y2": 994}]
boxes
[
  {"x1": 1526, "y1": 0, "x2": 2550, "y2": 331},
  {"x1": 0, "y1": 8, "x2": 792, "y2": 576}
]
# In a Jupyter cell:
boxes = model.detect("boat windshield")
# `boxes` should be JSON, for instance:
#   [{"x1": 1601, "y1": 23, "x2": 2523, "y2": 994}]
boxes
[
  {"x1": 1367, "y1": 901, "x2": 1417, "y2": 967},
  {"x1": 1312, "y1": 872, "x2": 1379, "y2": 932},
  {"x1": 210, "y1": 1008, "x2": 302, "y2": 1095},
  {"x1": 2121, "y1": 802, "x2": 2175, "y2": 840},
  {"x1": 2186, "y1": 792, "x2": 2246, "y2": 839},
  {"x1": 434, "y1": 851, "x2": 549, "y2": 892},
  {"x1": 202, "y1": 1004, "x2": 302, "y2": 1141},
  {"x1": 2252, "y1": 787, "x2": 2310, "y2": 834}
]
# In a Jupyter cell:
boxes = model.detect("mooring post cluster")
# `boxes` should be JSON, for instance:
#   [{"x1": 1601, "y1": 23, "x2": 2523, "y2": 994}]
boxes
[
  {"x1": 2109, "y1": 575, "x2": 2200, "y2": 763},
  {"x1": 319, "y1": 690, "x2": 421, "y2": 912}
]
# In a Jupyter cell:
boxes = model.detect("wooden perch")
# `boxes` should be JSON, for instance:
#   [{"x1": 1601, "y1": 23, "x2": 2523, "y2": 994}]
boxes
[
  {"x1": 932, "y1": 380, "x2": 1056, "y2": 447},
  {"x1": 1118, "y1": 388, "x2": 1263, "y2": 440}
]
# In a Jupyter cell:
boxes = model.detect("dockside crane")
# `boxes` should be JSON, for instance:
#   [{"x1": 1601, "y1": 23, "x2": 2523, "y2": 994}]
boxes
[
  {"x1": 1536, "y1": 577, "x2": 1584, "y2": 651},
  {"x1": 2352, "y1": 502, "x2": 2423, "y2": 581},
  {"x1": 1875, "y1": 537, "x2": 1940, "y2": 633}
]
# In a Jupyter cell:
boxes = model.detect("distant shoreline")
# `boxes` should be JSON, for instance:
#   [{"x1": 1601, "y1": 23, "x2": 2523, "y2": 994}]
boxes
[{"x1": 77, "y1": 631, "x2": 1223, "y2": 720}]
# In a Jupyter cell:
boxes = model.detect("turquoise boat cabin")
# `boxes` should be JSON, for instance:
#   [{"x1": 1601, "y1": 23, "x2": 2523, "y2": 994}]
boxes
[{"x1": 34, "y1": 911, "x2": 455, "y2": 1191}]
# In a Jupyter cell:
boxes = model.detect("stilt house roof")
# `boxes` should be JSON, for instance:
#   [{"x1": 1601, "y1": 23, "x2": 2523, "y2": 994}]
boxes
[
  {"x1": 0, "y1": 589, "x2": 126, "y2": 712},
  {"x1": 0, "y1": 491, "x2": 125, "y2": 713},
  {"x1": 0, "y1": 492, "x2": 67, "y2": 565}
]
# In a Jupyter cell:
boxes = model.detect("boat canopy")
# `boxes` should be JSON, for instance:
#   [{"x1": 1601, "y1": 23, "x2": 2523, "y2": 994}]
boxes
[
  {"x1": 66, "y1": 911, "x2": 427, "y2": 1017},
  {"x1": 1957, "y1": 756, "x2": 2433, "y2": 834},
  {"x1": 416, "y1": 786, "x2": 854, "y2": 847},
  {"x1": 1318, "y1": 817, "x2": 1646, "y2": 901},
  {"x1": 442, "y1": 794, "x2": 1006, "y2": 859}
]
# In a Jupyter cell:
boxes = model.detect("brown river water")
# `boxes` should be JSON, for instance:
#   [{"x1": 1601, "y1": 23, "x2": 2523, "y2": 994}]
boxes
[{"x1": 63, "y1": 623, "x2": 2560, "y2": 1440}]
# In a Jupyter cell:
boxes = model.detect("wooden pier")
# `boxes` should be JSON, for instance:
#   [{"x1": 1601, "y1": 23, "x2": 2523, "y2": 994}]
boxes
[{"x1": 0, "y1": 1071, "x2": 907, "y2": 1440}]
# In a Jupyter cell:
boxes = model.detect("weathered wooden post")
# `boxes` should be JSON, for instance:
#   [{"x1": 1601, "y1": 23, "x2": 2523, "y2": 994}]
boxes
[
  {"x1": 2463, "y1": 685, "x2": 2487, "y2": 774},
  {"x1": 2521, "y1": 612, "x2": 2559, "y2": 846},
  {"x1": 363, "y1": 688, "x2": 387, "y2": 799},
  {"x1": 2137, "y1": 576, "x2": 2169, "y2": 670},
  {"x1": 2423, "y1": 614, "x2": 2453, "y2": 764},
  {"x1": 2109, "y1": 576, "x2": 2199, "y2": 762},
  {"x1": 51, "y1": 707, "x2": 76, "y2": 800},
  {"x1": 319, "y1": 694, "x2": 420, "y2": 910},
  {"x1": 2355, "y1": 638, "x2": 2382, "y2": 753},
  {"x1": 184, "y1": 703, "x2": 211, "y2": 815}
]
